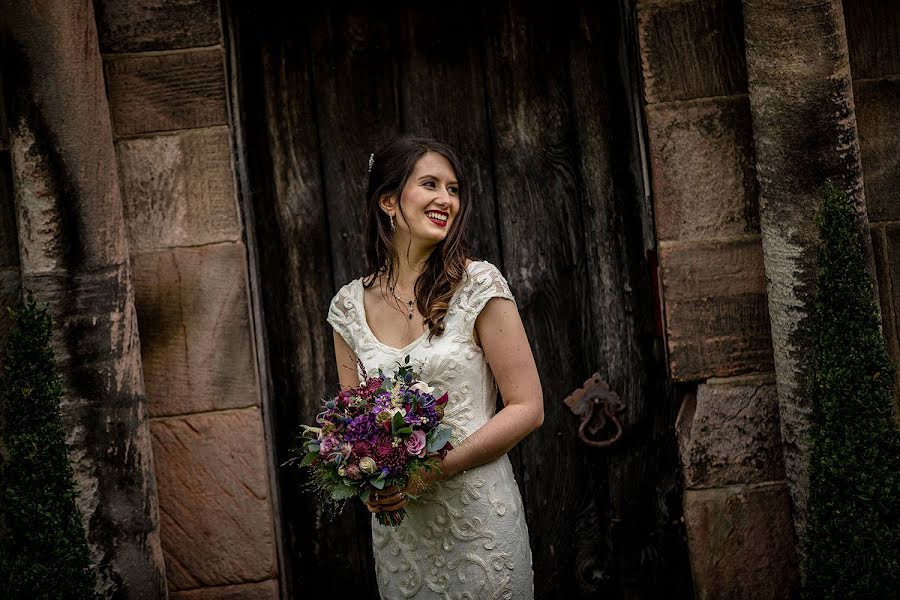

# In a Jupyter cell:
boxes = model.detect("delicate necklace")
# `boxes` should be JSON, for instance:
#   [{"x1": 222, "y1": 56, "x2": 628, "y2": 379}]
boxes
[{"x1": 387, "y1": 282, "x2": 415, "y2": 320}]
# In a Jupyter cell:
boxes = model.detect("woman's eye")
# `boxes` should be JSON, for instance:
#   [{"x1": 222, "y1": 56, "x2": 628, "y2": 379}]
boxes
[
  {"x1": 423, "y1": 181, "x2": 436, "y2": 188},
  {"x1": 448, "y1": 187, "x2": 459, "y2": 195}
]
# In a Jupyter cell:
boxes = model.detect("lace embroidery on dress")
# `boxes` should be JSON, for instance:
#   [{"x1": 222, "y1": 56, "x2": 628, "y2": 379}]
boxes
[
  {"x1": 326, "y1": 260, "x2": 533, "y2": 600},
  {"x1": 453, "y1": 261, "x2": 517, "y2": 339}
]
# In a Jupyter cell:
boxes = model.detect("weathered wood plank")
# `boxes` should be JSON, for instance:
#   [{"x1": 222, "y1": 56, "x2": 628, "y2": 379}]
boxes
[
  {"x1": 871, "y1": 225, "x2": 900, "y2": 415},
  {"x1": 223, "y1": 3, "x2": 377, "y2": 595},
  {"x1": 398, "y1": 3, "x2": 501, "y2": 262},
  {"x1": 95, "y1": 0, "x2": 221, "y2": 54},
  {"x1": 483, "y1": 1, "x2": 611, "y2": 595},
  {"x1": 572, "y1": 1, "x2": 693, "y2": 595},
  {"x1": 310, "y1": 4, "x2": 404, "y2": 288},
  {"x1": 0, "y1": 151, "x2": 19, "y2": 266},
  {"x1": 855, "y1": 78, "x2": 900, "y2": 222},
  {"x1": 104, "y1": 49, "x2": 228, "y2": 137},
  {"x1": 307, "y1": 5, "x2": 407, "y2": 593},
  {"x1": 843, "y1": 0, "x2": 900, "y2": 80}
]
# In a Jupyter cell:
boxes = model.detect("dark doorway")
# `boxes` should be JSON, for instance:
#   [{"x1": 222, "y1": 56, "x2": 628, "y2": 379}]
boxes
[{"x1": 222, "y1": 1, "x2": 693, "y2": 597}]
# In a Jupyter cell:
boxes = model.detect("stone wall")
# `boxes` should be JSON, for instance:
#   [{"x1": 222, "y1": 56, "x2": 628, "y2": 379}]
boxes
[
  {"x1": 639, "y1": 0, "x2": 900, "y2": 596},
  {"x1": 636, "y1": 0, "x2": 798, "y2": 596},
  {"x1": 94, "y1": 1, "x2": 280, "y2": 596},
  {"x1": 846, "y1": 1, "x2": 900, "y2": 420}
]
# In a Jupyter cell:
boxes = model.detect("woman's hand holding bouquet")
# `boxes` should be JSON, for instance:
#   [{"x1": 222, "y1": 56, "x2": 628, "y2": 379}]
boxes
[{"x1": 285, "y1": 355, "x2": 453, "y2": 527}]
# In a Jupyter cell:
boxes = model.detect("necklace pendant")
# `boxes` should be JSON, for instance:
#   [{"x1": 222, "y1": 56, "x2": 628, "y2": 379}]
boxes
[{"x1": 408, "y1": 314, "x2": 413, "y2": 320}]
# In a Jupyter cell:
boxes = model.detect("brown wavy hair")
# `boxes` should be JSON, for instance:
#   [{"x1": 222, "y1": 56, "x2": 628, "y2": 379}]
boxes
[{"x1": 361, "y1": 135, "x2": 474, "y2": 342}]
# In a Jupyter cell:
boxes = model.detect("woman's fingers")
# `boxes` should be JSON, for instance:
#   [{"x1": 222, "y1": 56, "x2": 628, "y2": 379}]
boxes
[
  {"x1": 381, "y1": 498, "x2": 407, "y2": 511},
  {"x1": 373, "y1": 490, "x2": 404, "y2": 505},
  {"x1": 365, "y1": 498, "x2": 408, "y2": 513}
]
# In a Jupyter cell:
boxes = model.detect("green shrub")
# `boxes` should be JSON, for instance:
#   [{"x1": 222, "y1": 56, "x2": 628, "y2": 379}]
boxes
[
  {"x1": 0, "y1": 290, "x2": 99, "y2": 598},
  {"x1": 803, "y1": 182, "x2": 900, "y2": 598}
]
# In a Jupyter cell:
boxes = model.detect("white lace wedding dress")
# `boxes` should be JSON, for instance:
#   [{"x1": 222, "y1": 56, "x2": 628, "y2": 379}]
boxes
[{"x1": 327, "y1": 260, "x2": 535, "y2": 600}]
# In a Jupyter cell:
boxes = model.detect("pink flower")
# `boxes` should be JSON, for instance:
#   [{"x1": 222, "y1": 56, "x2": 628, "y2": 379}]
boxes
[
  {"x1": 319, "y1": 435, "x2": 337, "y2": 456},
  {"x1": 405, "y1": 430, "x2": 427, "y2": 458}
]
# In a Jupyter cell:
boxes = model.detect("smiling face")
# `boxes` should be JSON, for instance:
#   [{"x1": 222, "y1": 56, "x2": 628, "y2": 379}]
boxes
[{"x1": 381, "y1": 150, "x2": 461, "y2": 249}]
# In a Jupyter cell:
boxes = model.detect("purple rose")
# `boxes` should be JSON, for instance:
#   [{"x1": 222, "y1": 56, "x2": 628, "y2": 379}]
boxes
[{"x1": 405, "y1": 429, "x2": 427, "y2": 458}]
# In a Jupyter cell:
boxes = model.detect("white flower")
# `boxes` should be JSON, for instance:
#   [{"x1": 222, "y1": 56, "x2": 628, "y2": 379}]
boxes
[
  {"x1": 385, "y1": 406, "x2": 407, "y2": 419},
  {"x1": 359, "y1": 457, "x2": 377, "y2": 474},
  {"x1": 410, "y1": 381, "x2": 435, "y2": 395}
]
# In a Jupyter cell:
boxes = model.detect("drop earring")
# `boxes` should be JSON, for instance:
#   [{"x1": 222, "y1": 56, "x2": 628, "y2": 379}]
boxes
[{"x1": 390, "y1": 214, "x2": 395, "y2": 231}]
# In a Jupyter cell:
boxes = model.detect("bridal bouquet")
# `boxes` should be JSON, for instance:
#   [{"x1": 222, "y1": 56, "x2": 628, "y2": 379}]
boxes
[{"x1": 285, "y1": 355, "x2": 453, "y2": 527}]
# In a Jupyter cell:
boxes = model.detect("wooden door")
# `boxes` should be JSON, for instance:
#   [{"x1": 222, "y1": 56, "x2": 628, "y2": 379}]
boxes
[{"x1": 223, "y1": 1, "x2": 693, "y2": 597}]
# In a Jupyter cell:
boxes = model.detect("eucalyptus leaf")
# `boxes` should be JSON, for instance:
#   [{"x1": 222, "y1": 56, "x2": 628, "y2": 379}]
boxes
[
  {"x1": 371, "y1": 478, "x2": 386, "y2": 490},
  {"x1": 299, "y1": 451, "x2": 319, "y2": 467},
  {"x1": 359, "y1": 488, "x2": 371, "y2": 503},
  {"x1": 427, "y1": 426, "x2": 452, "y2": 452},
  {"x1": 331, "y1": 485, "x2": 354, "y2": 500}
]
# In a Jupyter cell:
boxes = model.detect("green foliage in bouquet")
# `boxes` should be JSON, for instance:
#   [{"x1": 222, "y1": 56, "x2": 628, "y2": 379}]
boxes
[
  {"x1": 286, "y1": 354, "x2": 453, "y2": 527},
  {"x1": 0, "y1": 291, "x2": 99, "y2": 598},
  {"x1": 802, "y1": 182, "x2": 900, "y2": 598}
]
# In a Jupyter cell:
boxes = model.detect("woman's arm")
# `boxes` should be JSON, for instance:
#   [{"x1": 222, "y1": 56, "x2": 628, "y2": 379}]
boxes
[
  {"x1": 333, "y1": 329, "x2": 361, "y2": 390},
  {"x1": 439, "y1": 296, "x2": 544, "y2": 478},
  {"x1": 368, "y1": 297, "x2": 543, "y2": 513}
]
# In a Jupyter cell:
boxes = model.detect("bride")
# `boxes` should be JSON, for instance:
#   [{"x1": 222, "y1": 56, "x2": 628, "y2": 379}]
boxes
[{"x1": 327, "y1": 134, "x2": 543, "y2": 599}]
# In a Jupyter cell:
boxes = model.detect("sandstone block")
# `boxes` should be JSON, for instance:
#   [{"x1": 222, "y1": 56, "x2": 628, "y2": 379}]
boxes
[
  {"x1": 169, "y1": 579, "x2": 279, "y2": 600},
  {"x1": 646, "y1": 96, "x2": 759, "y2": 242},
  {"x1": 660, "y1": 237, "x2": 774, "y2": 381},
  {"x1": 116, "y1": 127, "x2": 241, "y2": 251},
  {"x1": 855, "y1": 78, "x2": 900, "y2": 222},
  {"x1": 105, "y1": 50, "x2": 227, "y2": 136},
  {"x1": 676, "y1": 374, "x2": 785, "y2": 488},
  {"x1": 131, "y1": 243, "x2": 259, "y2": 417},
  {"x1": 683, "y1": 482, "x2": 799, "y2": 599},
  {"x1": 95, "y1": 0, "x2": 221, "y2": 54},
  {"x1": 637, "y1": 0, "x2": 747, "y2": 104},
  {"x1": 150, "y1": 408, "x2": 277, "y2": 590}
]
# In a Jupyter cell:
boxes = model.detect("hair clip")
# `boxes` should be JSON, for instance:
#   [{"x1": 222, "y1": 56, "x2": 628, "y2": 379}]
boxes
[{"x1": 367, "y1": 153, "x2": 375, "y2": 173}]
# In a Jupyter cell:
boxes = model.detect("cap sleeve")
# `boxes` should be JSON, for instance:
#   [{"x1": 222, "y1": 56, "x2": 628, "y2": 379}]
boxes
[
  {"x1": 327, "y1": 281, "x2": 359, "y2": 355},
  {"x1": 459, "y1": 261, "x2": 517, "y2": 337}
]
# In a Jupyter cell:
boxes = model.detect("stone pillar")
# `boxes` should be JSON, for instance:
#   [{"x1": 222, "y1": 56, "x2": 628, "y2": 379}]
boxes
[
  {"x1": 741, "y1": 0, "x2": 874, "y2": 563},
  {"x1": 0, "y1": 1, "x2": 167, "y2": 596},
  {"x1": 636, "y1": 0, "x2": 802, "y2": 594}
]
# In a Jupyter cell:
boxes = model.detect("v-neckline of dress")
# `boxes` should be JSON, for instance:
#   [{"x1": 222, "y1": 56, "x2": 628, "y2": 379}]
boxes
[{"x1": 356, "y1": 260, "x2": 480, "y2": 354}]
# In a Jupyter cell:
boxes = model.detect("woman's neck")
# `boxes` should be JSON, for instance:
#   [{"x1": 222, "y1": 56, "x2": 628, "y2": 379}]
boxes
[{"x1": 382, "y1": 255, "x2": 429, "y2": 296}]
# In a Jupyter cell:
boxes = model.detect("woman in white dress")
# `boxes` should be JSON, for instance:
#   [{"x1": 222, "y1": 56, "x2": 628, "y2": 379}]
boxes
[{"x1": 327, "y1": 135, "x2": 543, "y2": 599}]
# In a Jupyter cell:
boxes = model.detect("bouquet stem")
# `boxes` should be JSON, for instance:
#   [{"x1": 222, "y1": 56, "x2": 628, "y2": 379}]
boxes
[{"x1": 375, "y1": 508, "x2": 407, "y2": 528}]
